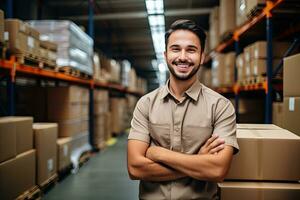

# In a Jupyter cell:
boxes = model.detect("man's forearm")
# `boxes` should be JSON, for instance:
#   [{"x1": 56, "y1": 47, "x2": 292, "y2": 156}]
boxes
[
  {"x1": 147, "y1": 146, "x2": 233, "y2": 182},
  {"x1": 128, "y1": 155, "x2": 186, "y2": 182}
]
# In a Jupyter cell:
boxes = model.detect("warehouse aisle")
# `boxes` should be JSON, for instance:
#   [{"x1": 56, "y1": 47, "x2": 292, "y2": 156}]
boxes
[{"x1": 45, "y1": 135, "x2": 139, "y2": 200}]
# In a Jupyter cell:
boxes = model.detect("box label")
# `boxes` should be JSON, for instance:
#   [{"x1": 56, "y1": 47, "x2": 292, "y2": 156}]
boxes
[
  {"x1": 289, "y1": 97, "x2": 295, "y2": 111},
  {"x1": 47, "y1": 158, "x2": 54, "y2": 172},
  {"x1": 4, "y1": 32, "x2": 9, "y2": 41},
  {"x1": 63, "y1": 145, "x2": 68, "y2": 157},
  {"x1": 28, "y1": 37, "x2": 34, "y2": 48}
]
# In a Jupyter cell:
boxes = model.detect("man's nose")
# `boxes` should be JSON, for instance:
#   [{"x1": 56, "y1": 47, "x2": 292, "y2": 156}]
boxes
[{"x1": 179, "y1": 50, "x2": 188, "y2": 61}]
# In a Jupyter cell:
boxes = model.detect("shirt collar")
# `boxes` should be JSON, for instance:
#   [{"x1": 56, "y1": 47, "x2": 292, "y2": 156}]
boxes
[{"x1": 160, "y1": 79, "x2": 202, "y2": 101}]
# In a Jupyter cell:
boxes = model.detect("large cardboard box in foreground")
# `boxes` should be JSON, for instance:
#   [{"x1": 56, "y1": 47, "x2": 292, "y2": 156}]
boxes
[
  {"x1": 284, "y1": 53, "x2": 300, "y2": 97},
  {"x1": 0, "y1": 117, "x2": 16, "y2": 163},
  {"x1": 226, "y1": 128, "x2": 300, "y2": 181},
  {"x1": 218, "y1": 182, "x2": 300, "y2": 200},
  {"x1": 0, "y1": 150, "x2": 36, "y2": 200},
  {"x1": 283, "y1": 97, "x2": 300, "y2": 136},
  {"x1": 57, "y1": 137, "x2": 72, "y2": 171},
  {"x1": 33, "y1": 123, "x2": 57, "y2": 186}
]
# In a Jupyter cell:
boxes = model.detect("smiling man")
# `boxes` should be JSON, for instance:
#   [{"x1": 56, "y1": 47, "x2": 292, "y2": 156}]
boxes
[{"x1": 127, "y1": 19, "x2": 239, "y2": 200}]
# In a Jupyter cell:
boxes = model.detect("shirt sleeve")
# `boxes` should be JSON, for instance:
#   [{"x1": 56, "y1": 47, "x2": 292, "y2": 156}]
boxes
[
  {"x1": 213, "y1": 99, "x2": 239, "y2": 154},
  {"x1": 128, "y1": 95, "x2": 150, "y2": 143}
]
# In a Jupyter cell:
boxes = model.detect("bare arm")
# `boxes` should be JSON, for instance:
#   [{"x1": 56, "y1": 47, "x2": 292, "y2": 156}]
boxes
[
  {"x1": 146, "y1": 145, "x2": 233, "y2": 182},
  {"x1": 127, "y1": 139, "x2": 186, "y2": 182}
]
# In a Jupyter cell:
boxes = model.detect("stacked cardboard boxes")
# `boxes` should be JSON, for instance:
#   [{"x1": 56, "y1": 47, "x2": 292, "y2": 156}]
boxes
[
  {"x1": 4, "y1": 19, "x2": 40, "y2": 58},
  {"x1": 272, "y1": 102, "x2": 284, "y2": 127},
  {"x1": 238, "y1": 41, "x2": 290, "y2": 84},
  {"x1": 209, "y1": 7, "x2": 219, "y2": 50},
  {"x1": 283, "y1": 53, "x2": 300, "y2": 136},
  {"x1": 219, "y1": 124, "x2": 300, "y2": 199},
  {"x1": 57, "y1": 137, "x2": 72, "y2": 171},
  {"x1": 0, "y1": 117, "x2": 36, "y2": 200},
  {"x1": 219, "y1": 0, "x2": 236, "y2": 37},
  {"x1": 33, "y1": 123, "x2": 58, "y2": 186},
  {"x1": 39, "y1": 40, "x2": 57, "y2": 65},
  {"x1": 110, "y1": 98, "x2": 128, "y2": 135},
  {"x1": 198, "y1": 67, "x2": 212, "y2": 88},
  {"x1": 93, "y1": 89, "x2": 111, "y2": 149},
  {"x1": 0, "y1": 10, "x2": 4, "y2": 44},
  {"x1": 212, "y1": 52, "x2": 235, "y2": 88}
]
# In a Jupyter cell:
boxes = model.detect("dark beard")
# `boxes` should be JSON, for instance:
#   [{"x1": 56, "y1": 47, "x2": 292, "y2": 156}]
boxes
[{"x1": 167, "y1": 62, "x2": 201, "y2": 81}]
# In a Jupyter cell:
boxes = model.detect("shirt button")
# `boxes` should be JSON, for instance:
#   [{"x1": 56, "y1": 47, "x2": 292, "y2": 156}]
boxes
[{"x1": 175, "y1": 127, "x2": 180, "y2": 132}]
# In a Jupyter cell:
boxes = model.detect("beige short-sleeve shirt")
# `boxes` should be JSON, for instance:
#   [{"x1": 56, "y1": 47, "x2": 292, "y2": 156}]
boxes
[{"x1": 128, "y1": 80, "x2": 239, "y2": 200}]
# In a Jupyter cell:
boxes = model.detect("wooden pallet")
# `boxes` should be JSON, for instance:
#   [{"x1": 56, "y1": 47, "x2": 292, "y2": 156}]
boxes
[
  {"x1": 58, "y1": 164, "x2": 73, "y2": 182},
  {"x1": 59, "y1": 66, "x2": 92, "y2": 79},
  {"x1": 39, "y1": 173, "x2": 58, "y2": 194},
  {"x1": 219, "y1": 31, "x2": 234, "y2": 43},
  {"x1": 247, "y1": 4, "x2": 265, "y2": 19},
  {"x1": 16, "y1": 186, "x2": 41, "y2": 200}
]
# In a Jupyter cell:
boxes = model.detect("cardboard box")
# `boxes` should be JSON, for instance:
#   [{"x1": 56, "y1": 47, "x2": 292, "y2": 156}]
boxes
[
  {"x1": 219, "y1": 0, "x2": 236, "y2": 36},
  {"x1": 56, "y1": 119, "x2": 83, "y2": 137},
  {"x1": 250, "y1": 41, "x2": 290, "y2": 59},
  {"x1": 218, "y1": 182, "x2": 300, "y2": 200},
  {"x1": 4, "y1": 19, "x2": 29, "y2": 53},
  {"x1": 0, "y1": 149, "x2": 36, "y2": 200},
  {"x1": 105, "y1": 112, "x2": 112, "y2": 141},
  {"x1": 284, "y1": 53, "x2": 300, "y2": 97},
  {"x1": 71, "y1": 132, "x2": 89, "y2": 152},
  {"x1": 224, "y1": 52, "x2": 236, "y2": 86},
  {"x1": 57, "y1": 137, "x2": 72, "y2": 171},
  {"x1": 236, "y1": 0, "x2": 248, "y2": 26},
  {"x1": 48, "y1": 103, "x2": 81, "y2": 120},
  {"x1": 33, "y1": 123, "x2": 57, "y2": 186},
  {"x1": 0, "y1": 118, "x2": 16, "y2": 163},
  {"x1": 246, "y1": 0, "x2": 265, "y2": 15},
  {"x1": 47, "y1": 86, "x2": 84, "y2": 104},
  {"x1": 0, "y1": 116, "x2": 33, "y2": 155},
  {"x1": 226, "y1": 128, "x2": 300, "y2": 181},
  {"x1": 283, "y1": 97, "x2": 300, "y2": 136},
  {"x1": 209, "y1": 7, "x2": 220, "y2": 49},
  {"x1": 110, "y1": 98, "x2": 127, "y2": 134},
  {"x1": 0, "y1": 9, "x2": 4, "y2": 43},
  {"x1": 212, "y1": 54, "x2": 226, "y2": 87},
  {"x1": 250, "y1": 58, "x2": 281, "y2": 76},
  {"x1": 237, "y1": 123, "x2": 282, "y2": 130},
  {"x1": 273, "y1": 102, "x2": 284, "y2": 128}
]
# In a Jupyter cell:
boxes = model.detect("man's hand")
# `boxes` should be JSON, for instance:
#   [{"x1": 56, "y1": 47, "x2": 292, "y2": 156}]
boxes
[{"x1": 198, "y1": 134, "x2": 225, "y2": 155}]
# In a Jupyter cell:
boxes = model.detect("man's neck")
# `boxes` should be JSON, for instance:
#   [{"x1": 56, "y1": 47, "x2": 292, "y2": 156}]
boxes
[{"x1": 169, "y1": 76, "x2": 197, "y2": 100}]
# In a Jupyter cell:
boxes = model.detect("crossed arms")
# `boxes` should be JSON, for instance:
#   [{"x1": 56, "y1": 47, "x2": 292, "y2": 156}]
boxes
[{"x1": 127, "y1": 134, "x2": 233, "y2": 182}]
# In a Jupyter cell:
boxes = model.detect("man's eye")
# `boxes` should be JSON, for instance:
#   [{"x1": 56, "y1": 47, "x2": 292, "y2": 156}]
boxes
[
  {"x1": 171, "y1": 48, "x2": 180, "y2": 52},
  {"x1": 187, "y1": 49, "x2": 196, "y2": 53}
]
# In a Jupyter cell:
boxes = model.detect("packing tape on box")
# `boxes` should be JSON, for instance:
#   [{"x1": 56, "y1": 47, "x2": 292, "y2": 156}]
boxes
[
  {"x1": 289, "y1": 97, "x2": 295, "y2": 111},
  {"x1": 63, "y1": 145, "x2": 68, "y2": 157}
]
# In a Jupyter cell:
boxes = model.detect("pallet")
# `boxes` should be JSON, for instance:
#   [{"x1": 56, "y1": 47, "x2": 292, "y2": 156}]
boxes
[
  {"x1": 79, "y1": 150, "x2": 91, "y2": 167},
  {"x1": 58, "y1": 66, "x2": 91, "y2": 79},
  {"x1": 58, "y1": 164, "x2": 73, "y2": 181},
  {"x1": 39, "y1": 173, "x2": 58, "y2": 194},
  {"x1": 16, "y1": 185, "x2": 41, "y2": 200},
  {"x1": 219, "y1": 31, "x2": 234, "y2": 43},
  {"x1": 14, "y1": 51, "x2": 57, "y2": 71}
]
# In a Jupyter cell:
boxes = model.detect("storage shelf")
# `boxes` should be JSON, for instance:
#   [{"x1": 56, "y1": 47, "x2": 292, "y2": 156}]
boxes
[
  {"x1": 0, "y1": 58, "x2": 144, "y2": 96},
  {"x1": 204, "y1": 0, "x2": 284, "y2": 64}
]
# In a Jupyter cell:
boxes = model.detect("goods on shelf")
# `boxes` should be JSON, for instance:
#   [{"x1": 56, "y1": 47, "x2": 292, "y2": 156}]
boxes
[
  {"x1": 209, "y1": 7, "x2": 219, "y2": 49},
  {"x1": 219, "y1": 0, "x2": 236, "y2": 38},
  {"x1": 211, "y1": 52, "x2": 235, "y2": 88},
  {"x1": 28, "y1": 20, "x2": 94, "y2": 75},
  {"x1": 121, "y1": 60, "x2": 131, "y2": 87},
  {"x1": 57, "y1": 137, "x2": 72, "y2": 172},
  {"x1": 0, "y1": 9, "x2": 4, "y2": 44},
  {"x1": 110, "y1": 98, "x2": 128, "y2": 135},
  {"x1": 137, "y1": 77, "x2": 147, "y2": 94},
  {"x1": 128, "y1": 68, "x2": 137, "y2": 90},
  {"x1": 39, "y1": 40, "x2": 57, "y2": 66},
  {"x1": 99, "y1": 54, "x2": 121, "y2": 83},
  {"x1": 33, "y1": 123, "x2": 57, "y2": 186},
  {"x1": 47, "y1": 85, "x2": 89, "y2": 137},
  {"x1": 283, "y1": 53, "x2": 300, "y2": 136},
  {"x1": 198, "y1": 67, "x2": 212, "y2": 88}
]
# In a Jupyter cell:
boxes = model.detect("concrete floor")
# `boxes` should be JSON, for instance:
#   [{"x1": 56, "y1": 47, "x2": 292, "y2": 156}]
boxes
[{"x1": 44, "y1": 135, "x2": 139, "y2": 200}]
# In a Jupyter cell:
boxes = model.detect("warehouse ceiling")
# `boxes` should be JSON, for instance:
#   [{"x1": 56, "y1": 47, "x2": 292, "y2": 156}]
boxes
[{"x1": 0, "y1": 0, "x2": 219, "y2": 90}]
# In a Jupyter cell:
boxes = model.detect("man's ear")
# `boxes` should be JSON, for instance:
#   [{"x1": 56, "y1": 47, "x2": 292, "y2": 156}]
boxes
[{"x1": 200, "y1": 53, "x2": 205, "y2": 65}]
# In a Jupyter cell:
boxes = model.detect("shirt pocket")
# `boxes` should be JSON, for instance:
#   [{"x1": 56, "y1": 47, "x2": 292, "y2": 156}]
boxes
[
  {"x1": 182, "y1": 125, "x2": 213, "y2": 154},
  {"x1": 149, "y1": 122, "x2": 170, "y2": 149}
]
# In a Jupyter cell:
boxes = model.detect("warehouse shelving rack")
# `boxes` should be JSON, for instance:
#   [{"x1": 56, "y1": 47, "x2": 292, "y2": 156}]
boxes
[{"x1": 205, "y1": 0, "x2": 300, "y2": 123}]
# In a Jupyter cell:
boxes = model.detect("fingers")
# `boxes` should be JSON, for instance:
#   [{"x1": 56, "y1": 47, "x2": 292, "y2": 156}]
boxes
[
  {"x1": 203, "y1": 134, "x2": 219, "y2": 148},
  {"x1": 209, "y1": 144, "x2": 225, "y2": 154}
]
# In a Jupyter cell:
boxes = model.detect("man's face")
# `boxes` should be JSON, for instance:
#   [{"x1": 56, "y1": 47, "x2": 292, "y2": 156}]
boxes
[{"x1": 164, "y1": 30, "x2": 202, "y2": 81}]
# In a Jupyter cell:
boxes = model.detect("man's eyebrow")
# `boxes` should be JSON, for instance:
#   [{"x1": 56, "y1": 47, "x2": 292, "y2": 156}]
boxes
[{"x1": 169, "y1": 44, "x2": 199, "y2": 50}]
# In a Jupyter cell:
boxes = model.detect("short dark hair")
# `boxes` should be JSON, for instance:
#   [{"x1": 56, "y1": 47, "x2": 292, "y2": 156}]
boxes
[{"x1": 165, "y1": 19, "x2": 206, "y2": 52}]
